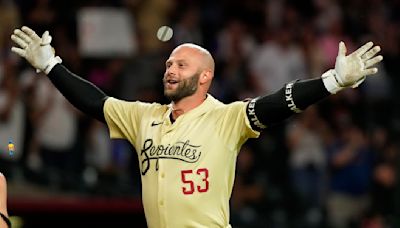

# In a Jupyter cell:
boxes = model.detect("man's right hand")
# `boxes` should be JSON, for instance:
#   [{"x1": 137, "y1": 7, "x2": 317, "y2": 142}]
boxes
[{"x1": 11, "y1": 26, "x2": 62, "y2": 74}]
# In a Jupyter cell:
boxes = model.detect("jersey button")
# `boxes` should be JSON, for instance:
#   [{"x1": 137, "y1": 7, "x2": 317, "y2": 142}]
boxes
[
  {"x1": 161, "y1": 173, "x2": 165, "y2": 178},
  {"x1": 160, "y1": 200, "x2": 164, "y2": 206}
]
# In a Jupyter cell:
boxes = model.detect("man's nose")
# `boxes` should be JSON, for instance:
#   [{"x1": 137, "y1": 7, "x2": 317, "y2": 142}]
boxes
[{"x1": 166, "y1": 64, "x2": 177, "y2": 76}]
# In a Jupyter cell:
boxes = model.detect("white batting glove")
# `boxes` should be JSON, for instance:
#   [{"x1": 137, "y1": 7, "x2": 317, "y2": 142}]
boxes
[
  {"x1": 322, "y1": 41, "x2": 383, "y2": 94},
  {"x1": 11, "y1": 26, "x2": 62, "y2": 74}
]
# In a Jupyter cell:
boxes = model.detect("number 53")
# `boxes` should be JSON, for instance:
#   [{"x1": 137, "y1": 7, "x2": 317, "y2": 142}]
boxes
[{"x1": 181, "y1": 168, "x2": 209, "y2": 195}]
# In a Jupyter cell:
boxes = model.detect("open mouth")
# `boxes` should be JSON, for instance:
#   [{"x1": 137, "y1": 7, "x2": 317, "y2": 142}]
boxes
[
  {"x1": 166, "y1": 79, "x2": 179, "y2": 85},
  {"x1": 168, "y1": 79, "x2": 178, "y2": 84}
]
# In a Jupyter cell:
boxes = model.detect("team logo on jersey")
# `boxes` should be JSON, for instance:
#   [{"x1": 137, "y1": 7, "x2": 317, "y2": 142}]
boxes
[
  {"x1": 151, "y1": 121, "x2": 163, "y2": 127},
  {"x1": 140, "y1": 139, "x2": 202, "y2": 175}
]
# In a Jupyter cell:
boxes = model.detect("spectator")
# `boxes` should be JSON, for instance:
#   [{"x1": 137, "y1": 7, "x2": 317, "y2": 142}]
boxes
[
  {"x1": 326, "y1": 124, "x2": 375, "y2": 228},
  {"x1": 0, "y1": 61, "x2": 25, "y2": 181},
  {"x1": 367, "y1": 127, "x2": 397, "y2": 226},
  {"x1": 231, "y1": 145, "x2": 267, "y2": 227},
  {"x1": 32, "y1": 75, "x2": 79, "y2": 189},
  {"x1": 212, "y1": 19, "x2": 256, "y2": 101},
  {"x1": 249, "y1": 25, "x2": 306, "y2": 94},
  {"x1": 0, "y1": 0, "x2": 20, "y2": 51},
  {"x1": 173, "y1": 6, "x2": 203, "y2": 45},
  {"x1": 286, "y1": 106, "x2": 327, "y2": 227}
]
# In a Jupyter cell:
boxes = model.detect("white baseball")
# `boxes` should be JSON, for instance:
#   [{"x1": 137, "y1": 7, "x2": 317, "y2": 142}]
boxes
[{"x1": 157, "y1": 26, "x2": 173, "y2": 42}]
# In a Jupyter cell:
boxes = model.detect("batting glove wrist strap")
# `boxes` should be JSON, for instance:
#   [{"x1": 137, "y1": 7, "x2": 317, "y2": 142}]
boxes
[
  {"x1": 321, "y1": 69, "x2": 344, "y2": 94},
  {"x1": 43, "y1": 56, "x2": 62, "y2": 74}
]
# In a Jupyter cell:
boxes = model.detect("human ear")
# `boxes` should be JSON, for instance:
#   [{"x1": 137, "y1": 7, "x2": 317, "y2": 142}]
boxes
[{"x1": 199, "y1": 71, "x2": 211, "y2": 84}]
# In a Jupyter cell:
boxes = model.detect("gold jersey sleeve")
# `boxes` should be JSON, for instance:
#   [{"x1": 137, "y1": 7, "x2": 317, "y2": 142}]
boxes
[
  {"x1": 103, "y1": 97, "x2": 138, "y2": 140},
  {"x1": 214, "y1": 100, "x2": 260, "y2": 151},
  {"x1": 103, "y1": 97, "x2": 164, "y2": 142}
]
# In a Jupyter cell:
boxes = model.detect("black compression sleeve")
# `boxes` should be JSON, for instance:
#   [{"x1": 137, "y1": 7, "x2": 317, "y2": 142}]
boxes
[
  {"x1": 47, "y1": 64, "x2": 108, "y2": 123},
  {"x1": 247, "y1": 78, "x2": 330, "y2": 130}
]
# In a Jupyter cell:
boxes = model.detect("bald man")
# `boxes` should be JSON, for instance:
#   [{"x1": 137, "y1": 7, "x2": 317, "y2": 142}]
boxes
[
  {"x1": 164, "y1": 43, "x2": 215, "y2": 119},
  {"x1": 11, "y1": 26, "x2": 382, "y2": 227}
]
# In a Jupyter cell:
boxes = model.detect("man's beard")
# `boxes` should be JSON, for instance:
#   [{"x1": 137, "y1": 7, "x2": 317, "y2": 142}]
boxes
[{"x1": 164, "y1": 72, "x2": 200, "y2": 102}]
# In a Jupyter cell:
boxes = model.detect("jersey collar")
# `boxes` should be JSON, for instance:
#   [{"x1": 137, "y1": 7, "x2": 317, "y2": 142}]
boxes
[{"x1": 163, "y1": 94, "x2": 221, "y2": 124}]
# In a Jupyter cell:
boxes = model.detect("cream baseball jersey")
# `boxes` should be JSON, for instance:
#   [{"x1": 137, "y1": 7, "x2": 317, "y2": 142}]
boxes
[{"x1": 104, "y1": 94, "x2": 260, "y2": 228}]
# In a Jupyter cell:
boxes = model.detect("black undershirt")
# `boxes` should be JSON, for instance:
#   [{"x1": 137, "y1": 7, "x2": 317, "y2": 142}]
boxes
[
  {"x1": 247, "y1": 79, "x2": 330, "y2": 131},
  {"x1": 47, "y1": 64, "x2": 330, "y2": 129},
  {"x1": 48, "y1": 64, "x2": 108, "y2": 123}
]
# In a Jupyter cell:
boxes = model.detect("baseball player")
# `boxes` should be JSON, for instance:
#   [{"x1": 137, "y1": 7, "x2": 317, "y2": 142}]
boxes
[{"x1": 11, "y1": 26, "x2": 382, "y2": 228}]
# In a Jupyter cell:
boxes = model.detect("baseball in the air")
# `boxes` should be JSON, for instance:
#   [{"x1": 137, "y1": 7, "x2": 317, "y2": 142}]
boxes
[{"x1": 157, "y1": 26, "x2": 173, "y2": 42}]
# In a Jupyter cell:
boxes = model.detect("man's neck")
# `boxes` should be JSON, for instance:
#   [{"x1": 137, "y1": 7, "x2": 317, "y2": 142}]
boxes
[{"x1": 171, "y1": 93, "x2": 207, "y2": 120}]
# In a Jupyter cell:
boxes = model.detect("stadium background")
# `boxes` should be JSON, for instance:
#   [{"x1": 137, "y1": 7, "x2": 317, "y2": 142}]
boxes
[{"x1": 0, "y1": 0, "x2": 399, "y2": 227}]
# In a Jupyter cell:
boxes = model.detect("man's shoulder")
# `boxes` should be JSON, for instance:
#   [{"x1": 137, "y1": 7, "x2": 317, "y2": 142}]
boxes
[
  {"x1": 209, "y1": 99, "x2": 248, "y2": 114},
  {"x1": 129, "y1": 100, "x2": 169, "y2": 113},
  {"x1": 105, "y1": 97, "x2": 168, "y2": 112}
]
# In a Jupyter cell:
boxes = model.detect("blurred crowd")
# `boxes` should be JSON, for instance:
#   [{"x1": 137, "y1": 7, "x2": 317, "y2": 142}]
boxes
[{"x1": 0, "y1": 0, "x2": 399, "y2": 227}]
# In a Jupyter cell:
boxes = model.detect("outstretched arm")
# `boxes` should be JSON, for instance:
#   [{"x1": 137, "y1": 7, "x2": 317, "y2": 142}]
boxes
[
  {"x1": 11, "y1": 26, "x2": 108, "y2": 123},
  {"x1": 48, "y1": 64, "x2": 108, "y2": 123},
  {"x1": 247, "y1": 41, "x2": 383, "y2": 130},
  {"x1": 247, "y1": 78, "x2": 329, "y2": 130}
]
